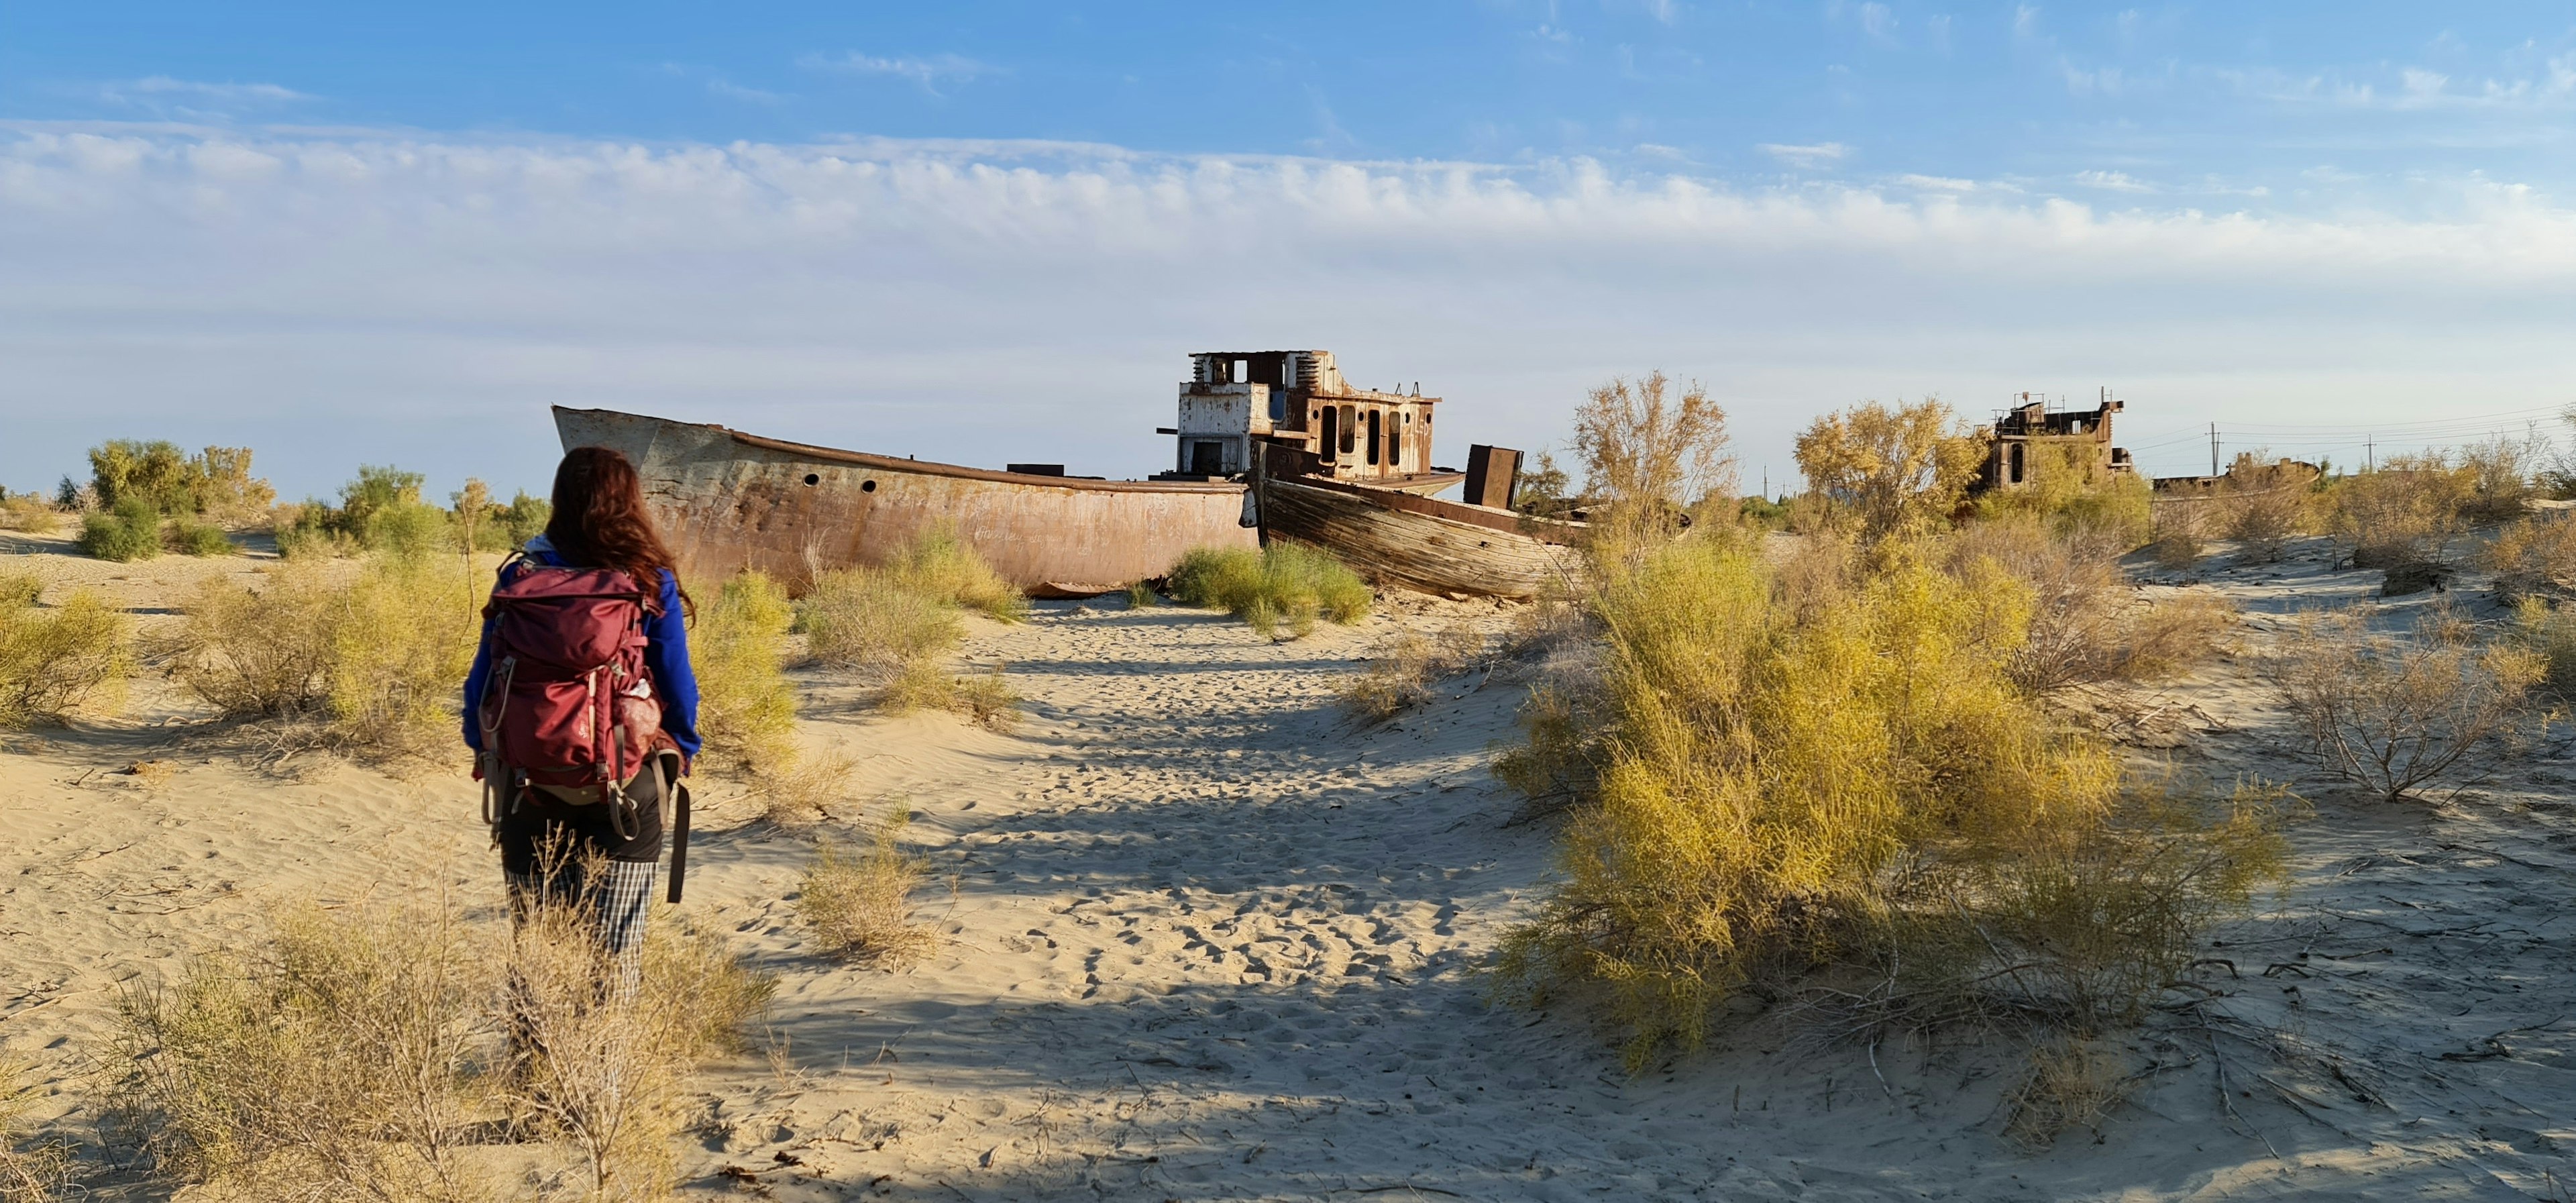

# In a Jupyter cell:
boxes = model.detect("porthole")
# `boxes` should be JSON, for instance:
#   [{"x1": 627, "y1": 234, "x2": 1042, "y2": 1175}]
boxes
[
  {"x1": 804, "y1": 473, "x2": 820, "y2": 485},
  {"x1": 861, "y1": 480, "x2": 877, "y2": 492}
]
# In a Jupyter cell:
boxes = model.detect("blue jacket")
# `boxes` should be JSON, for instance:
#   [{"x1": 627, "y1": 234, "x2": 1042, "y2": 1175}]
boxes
[{"x1": 462, "y1": 535, "x2": 704, "y2": 764}]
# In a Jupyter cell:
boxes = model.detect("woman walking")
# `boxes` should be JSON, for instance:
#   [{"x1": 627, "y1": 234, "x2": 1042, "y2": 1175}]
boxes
[{"x1": 465, "y1": 446, "x2": 701, "y2": 996}]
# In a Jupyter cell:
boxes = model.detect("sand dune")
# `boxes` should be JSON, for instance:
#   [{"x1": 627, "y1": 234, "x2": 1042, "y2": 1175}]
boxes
[{"x1": 4, "y1": 529, "x2": 2573, "y2": 1200}]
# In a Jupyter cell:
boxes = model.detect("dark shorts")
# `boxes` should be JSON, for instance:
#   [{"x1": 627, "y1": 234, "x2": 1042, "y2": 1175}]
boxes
[{"x1": 496, "y1": 756, "x2": 671, "y2": 875}]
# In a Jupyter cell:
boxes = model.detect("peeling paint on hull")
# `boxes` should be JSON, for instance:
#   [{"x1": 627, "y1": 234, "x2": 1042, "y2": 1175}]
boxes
[{"x1": 554, "y1": 407, "x2": 1259, "y2": 597}]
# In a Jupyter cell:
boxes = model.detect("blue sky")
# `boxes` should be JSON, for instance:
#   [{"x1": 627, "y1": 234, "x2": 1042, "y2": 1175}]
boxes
[{"x1": 5, "y1": 3, "x2": 2575, "y2": 499}]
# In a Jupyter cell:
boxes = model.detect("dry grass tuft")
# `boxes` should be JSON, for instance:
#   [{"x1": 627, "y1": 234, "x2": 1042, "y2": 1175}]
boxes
[
  {"x1": 879, "y1": 661, "x2": 1021, "y2": 732},
  {"x1": 690, "y1": 570, "x2": 800, "y2": 776},
  {"x1": 0, "y1": 1052, "x2": 76, "y2": 1202},
  {"x1": 2273, "y1": 606, "x2": 2538, "y2": 802},
  {"x1": 755, "y1": 749, "x2": 860, "y2": 825},
  {"x1": 1340, "y1": 621, "x2": 1487, "y2": 719},
  {"x1": 2513, "y1": 598, "x2": 2576, "y2": 699},
  {"x1": 1125, "y1": 580, "x2": 1157, "y2": 610},
  {"x1": 2001, "y1": 1037, "x2": 2131, "y2": 1148},
  {"x1": 168, "y1": 518, "x2": 235, "y2": 558},
  {"x1": 1945, "y1": 518, "x2": 2232, "y2": 696},
  {"x1": 0, "y1": 586, "x2": 131, "y2": 727},
  {"x1": 800, "y1": 570, "x2": 963, "y2": 680},
  {"x1": 798, "y1": 806, "x2": 938, "y2": 967},
  {"x1": 1167, "y1": 543, "x2": 1371, "y2": 638},
  {"x1": 2147, "y1": 502, "x2": 2206, "y2": 570},
  {"x1": 878, "y1": 525, "x2": 1027, "y2": 623}
]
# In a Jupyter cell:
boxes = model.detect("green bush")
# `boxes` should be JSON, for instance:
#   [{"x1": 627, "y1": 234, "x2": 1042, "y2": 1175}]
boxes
[
  {"x1": 85, "y1": 441, "x2": 274, "y2": 521},
  {"x1": 278, "y1": 466, "x2": 455, "y2": 560},
  {"x1": 77, "y1": 497, "x2": 162, "y2": 562},
  {"x1": 451, "y1": 480, "x2": 551, "y2": 553},
  {"x1": 167, "y1": 518, "x2": 234, "y2": 558},
  {"x1": 1168, "y1": 541, "x2": 1371, "y2": 637},
  {"x1": 0, "y1": 586, "x2": 131, "y2": 726}
]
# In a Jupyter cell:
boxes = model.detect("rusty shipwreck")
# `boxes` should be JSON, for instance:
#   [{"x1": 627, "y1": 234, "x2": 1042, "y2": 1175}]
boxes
[
  {"x1": 552, "y1": 348, "x2": 1577, "y2": 600},
  {"x1": 1170, "y1": 350, "x2": 1582, "y2": 599},
  {"x1": 552, "y1": 407, "x2": 1257, "y2": 598}
]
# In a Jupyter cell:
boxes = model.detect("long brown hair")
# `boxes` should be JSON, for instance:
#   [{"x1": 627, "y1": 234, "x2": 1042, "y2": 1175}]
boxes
[{"x1": 542, "y1": 446, "x2": 692, "y2": 618}]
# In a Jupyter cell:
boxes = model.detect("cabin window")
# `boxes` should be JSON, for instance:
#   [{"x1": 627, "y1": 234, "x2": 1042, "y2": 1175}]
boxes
[
  {"x1": 1340, "y1": 405, "x2": 1356, "y2": 456},
  {"x1": 1190, "y1": 441, "x2": 1224, "y2": 476},
  {"x1": 1387, "y1": 421, "x2": 1401, "y2": 468},
  {"x1": 1269, "y1": 391, "x2": 1287, "y2": 422},
  {"x1": 1366, "y1": 410, "x2": 1382, "y2": 465},
  {"x1": 1232, "y1": 358, "x2": 1247, "y2": 384},
  {"x1": 2008, "y1": 443, "x2": 2025, "y2": 484},
  {"x1": 1318, "y1": 407, "x2": 1339, "y2": 463}
]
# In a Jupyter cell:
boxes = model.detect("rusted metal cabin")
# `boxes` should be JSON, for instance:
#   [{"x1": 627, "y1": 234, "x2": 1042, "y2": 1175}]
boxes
[
  {"x1": 1974, "y1": 393, "x2": 2136, "y2": 492},
  {"x1": 1161, "y1": 350, "x2": 1452, "y2": 489}
]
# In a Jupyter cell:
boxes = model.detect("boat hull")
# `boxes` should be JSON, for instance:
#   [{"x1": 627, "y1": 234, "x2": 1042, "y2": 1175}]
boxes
[
  {"x1": 1254, "y1": 472, "x2": 1580, "y2": 600},
  {"x1": 554, "y1": 407, "x2": 1258, "y2": 597}
]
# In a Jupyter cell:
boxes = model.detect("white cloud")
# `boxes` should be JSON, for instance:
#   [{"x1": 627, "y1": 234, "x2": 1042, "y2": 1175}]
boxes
[
  {"x1": 1, "y1": 125, "x2": 2573, "y2": 498},
  {"x1": 798, "y1": 51, "x2": 1000, "y2": 95},
  {"x1": 1759, "y1": 141, "x2": 1851, "y2": 168},
  {"x1": 1896, "y1": 173, "x2": 1979, "y2": 191},
  {"x1": 1858, "y1": 3, "x2": 1898, "y2": 44},
  {"x1": 2074, "y1": 169, "x2": 2152, "y2": 192},
  {"x1": 127, "y1": 76, "x2": 311, "y2": 103}
]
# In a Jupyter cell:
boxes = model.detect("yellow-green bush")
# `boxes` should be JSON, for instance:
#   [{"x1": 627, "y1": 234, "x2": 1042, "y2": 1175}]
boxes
[
  {"x1": 800, "y1": 568, "x2": 964, "y2": 678},
  {"x1": 2327, "y1": 455, "x2": 2473, "y2": 568},
  {"x1": 880, "y1": 525, "x2": 1026, "y2": 622},
  {"x1": 1168, "y1": 542, "x2": 1371, "y2": 638},
  {"x1": 167, "y1": 560, "x2": 343, "y2": 717},
  {"x1": 0, "y1": 586, "x2": 130, "y2": 727},
  {"x1": 166, "y1": 517, "x2": 233, "y2": 558},
  {"x1": 1970, "y1": 443, "x2": 2154, "y2": 550},
  {"x1": 85, "y1": 441, "x2": 274, "y2": 522},
  {"x1": 0, "y1": 493, "x2": 60, "y2": 535},
  {"x1": 1495, "y1": 535, "x2": 2282, "y2": 1067},
  {"x1": 2515, "y1": 598, "x2": 2576, "y2": 698},
  {"x1": 799, "y1": 806, "x2": 937, "y2": 967},
  {"x1": 2485, "y1": 511, "x2": 2576, "y2": 603},
  {"x1": 690, "y1": 570, "x2": 799, "y2": 775},
  {"x1": 1945, "y1": 517, "x2": 2231, "y2": 694}
]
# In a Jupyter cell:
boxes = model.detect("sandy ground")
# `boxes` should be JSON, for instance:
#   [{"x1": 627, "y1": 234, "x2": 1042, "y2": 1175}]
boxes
[{"x1": 4, "y1": 526, "x2": 2574, "y2": 1200}]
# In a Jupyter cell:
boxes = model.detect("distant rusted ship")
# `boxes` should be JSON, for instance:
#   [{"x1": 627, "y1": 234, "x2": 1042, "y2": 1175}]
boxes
[
  {"x1": 552, "y1": 407, "x2": 1256, "y2": 598},
  {"x1": 553, "y1": 349, "x2": 1578, "y2": 600}
]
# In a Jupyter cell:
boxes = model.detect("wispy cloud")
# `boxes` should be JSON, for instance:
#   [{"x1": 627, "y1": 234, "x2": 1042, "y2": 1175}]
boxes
[
  {"x1": 704, "y1": 79, "x2": 784, "y2": 105},
  {"x1": 798, "y1": 51, "x2": 1001, "y2": 95},
  {"x1": 1759, "y1": 141, "x2": 1851, "y2": 168},
  {"x1": 1825, "y1": 0, "x2": 1899, "y2": 46},
  {"x1": 96, "y1": 76, "x2": 314, "y2": 119},
  {"x1": 2074, "y1": 169, "x2": 2152, "y2": 192},
  {"x1": 127, "y1": 76, "x2": 311, "y2": 103}
]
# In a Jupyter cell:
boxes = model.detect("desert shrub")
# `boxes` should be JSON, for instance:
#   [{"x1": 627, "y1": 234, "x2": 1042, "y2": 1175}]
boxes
[
  {"x1": 2328, "y1": 455, "x2": 2473, "y2": 569},
  {"x1": 113, "y1": 900, "x2": 498, "y2": 1200},
  {"x1": 166, "y1": 560, "x2": 343, "y2": 717},
  {"x1": 2216, "y1": 453, "x2": 2312, "y2": 562},
  {"x1": 1125, "y1": 580, "x2": 1157, "y2": 610},
  {"x1": 281, "y1": 466, "x2": 454, "y2": 561},
  {"x1": 1945, "y1": 518, "x2": 2231, "y2": 694},
  {"x1": 2273, "y1": 606, "x2": 2538, "y2": 802},
  {"x1": 1972, "y1": 443, "x2": 2155, "y2": 550},
  {"x1": 0, "y1": 494, "x2": 60, "y2": 535},
  {"x1": 1, "y1": 1050, "x2": 74, "y2": 1202},
  {"x1": 2483, "y1": 511, "x2": 2576, "y2": 603},
  {"x1": 1511, "y1": 450, "x2": 1576, "y2": 519},
  {"x1": 881, "y1": 525, "x2": 1026, "y2": 623},
  {"x1": 325, "y1": 556, "x2": 482, "y2": 752},
  {"x1": 1167, "y1": 543, "x2": 1371, "y2": 638},
  {"x1": 878, "y1": 661, "x2": 1020, "y2": 731},
  {"x1": 2001, "y1": 1037, "x2": 2128, "y2": 1148},
  {"x1": 690, "y1": 570, "x2": 799, "y2": 775},
  {"x1": 2459, "y1": 434, "x2": 2540, "y2": 524},
  {"x1": 167, "y1": 517, "x2": 233, "y2": 558},
  {"x1": 798, "y1": 808, "x2": 937, "y2": 967},
  {"x1": 1340, "y1": 621, "x2": 1486, "y2": 719},
  {"x1": 2147, "y1": 499, "x2": 2206, "y2": 570},
  {"x1": 448, "y1": 480, "x2": 551, "y2": 555},
  {"x1": 1569, "y1": 372, "x2": 1734, "y2": 542},
  {"x1": 799, "y1": 568, "x2": 963, "y2": 680},
  {"x1": 77, "y1": 496, "x2": 161, "y2": 563},
  {"x1": 1493, "y1": 537, "x2": 2282, "y2": 1068},
  {"x1": 1794, "y1": 400, "x2": 1984, "y2": 543},
  {"x1": 83, "y1": 441, "x2": 274, "y2": 521},
  {"x1": 2513, "y1": 599, "x2": 2576, "y2": 699},
  {"x1": 0, "y1": 575, "x2": 38, "y2": 609},
  {"x1": 115, "y1": 891, "x2": 769, "y2": 1203},
  {"x1": 0, "y1": 588, "x2": 130, "y2": 727}
]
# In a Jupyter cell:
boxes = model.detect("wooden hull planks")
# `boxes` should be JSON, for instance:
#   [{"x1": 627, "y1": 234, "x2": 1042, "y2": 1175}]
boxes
[
  {"x1": 553, "y1": 407, "x2": 1259, "y2": 598},
  {"x1": 1253, "y1": 472, "x2": 1582, "y2": 600}
]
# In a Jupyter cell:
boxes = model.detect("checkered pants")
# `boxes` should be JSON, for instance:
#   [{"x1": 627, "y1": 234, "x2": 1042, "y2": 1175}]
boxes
[{"x1": 505, "y1": 856, "x2": 657, "y2": 1002}]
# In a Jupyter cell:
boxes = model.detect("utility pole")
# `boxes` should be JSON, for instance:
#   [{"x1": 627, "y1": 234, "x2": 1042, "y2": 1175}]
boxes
[
  {"x1": 2366, "y1": 437, "x2": 2373, "y2": 472},
  {"x1": 2209, "y1": 423, "x2": 2220, "y2": 477}
]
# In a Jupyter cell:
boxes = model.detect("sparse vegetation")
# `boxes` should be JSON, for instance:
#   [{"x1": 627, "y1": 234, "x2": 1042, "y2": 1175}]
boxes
[
  {"x1": 2512, "y1": 598, "x2": 2576, "y2": 699},
  {"x1": 1124, "y1": 580, "x2": 1157, "y2": 610},
  {"x1": 879, "y1": 660, "x2": 1021, "y2": 732},
  {"x1": 2001, "y1": 1037, "x2": 2129, "y2": 1149},
  {"x1": 449, "y1": 479, "x2": 551, "y2": 554},
  {"x1": 2327, "y1": 454, "x2": 2473, "y2": 570},
  {"x1": 1945, "y1": 517, "x2": 2232, "y2": 696},
  {"x1": 1493, "y1": 529, "x2": 2284, "y2": 1073},
  {"x1": 1793, "y1": 400, "x2": 1984, "y2": 542},
  {"x1": 85, "y1": 441, "x2": 274, "y2": 524},
  {"x1": 1167, "y1": 542, "x2": 1371, "y2": 638},
  {"x1": 2215, "y1": 452, "x2": 2312, "y2": 563},
  {"x1": 798, "y1": 806, "x2": 938, "y2": 967},
  {"x1": 2483, "y1": 510, "x2": 2576, "y2": 603},
  {"x1": 2148, "y1": 500, "x2": 2205, "y2": 570},
  {"x1": 167, "y1": 560, "x2": 343, "y2": 718},
  {"x1": 0, "y1": 586, "x2": 131, "y2": 727},
  {"x1": 279, "y1": 466, "x2": 455, "y2": 561},
  {"x1": 1971, "y1": 441, "x2": 2154, "y2": 550},
  {"x1": 877, "y1": 525, "x2": 1026, "y2": 623},
  {"x1": 113, "y1": 888, "x2": 769, "y2": 1203},
  {"x1": 2273, "y1": 606, "x2": 2538, "y2": 802},
  {"x1": 1340, "y1": 621, "x2": 1486, "y2": 719},
  {"x1": 77, "y1": 496, "x2": 162, "y2": 563},
  {"x1": 795, "y1": 530, "x2": 1024, "y2": 729},
  {"x1": 167, "y1": 517, "x2": 234, "y2": 557},
  {"x1": 0, "y1": 1052, "x2": 74, "y2": 1202},
  {"x1": 690, "y1": 570, "x2": 800, "y2": 776},
  {"x1": 0, "y1": 494, "x2": 61, "y2": 535}
]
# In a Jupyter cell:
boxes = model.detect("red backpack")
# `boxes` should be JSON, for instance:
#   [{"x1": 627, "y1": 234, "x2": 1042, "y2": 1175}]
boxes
[{"x1": 475, "y1": 563, "x2": 666, "y2": 830}]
